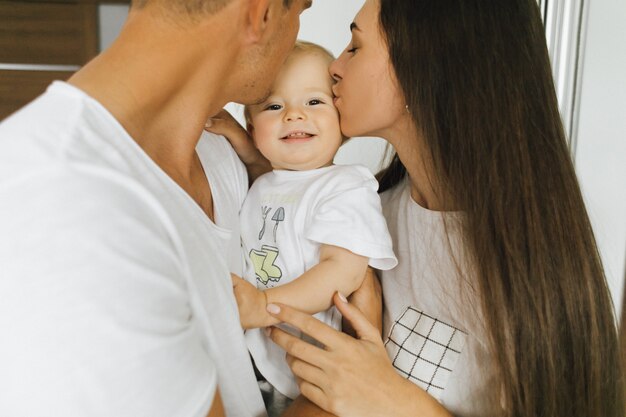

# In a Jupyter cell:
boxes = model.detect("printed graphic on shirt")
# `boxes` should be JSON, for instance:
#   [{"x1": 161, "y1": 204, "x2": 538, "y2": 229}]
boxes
[
  {"x1": 257, "y1": 206, "x2": 285, "y2": 243},
  {"x1": 384, "y1": 307, "x2": 467, "y2": 401},
  {"x1": 249, "y1": 245, "x2": 282, "y2": 285},
  {"x1": 251, "y1": 206, "x2": 286, "y2": 286}
]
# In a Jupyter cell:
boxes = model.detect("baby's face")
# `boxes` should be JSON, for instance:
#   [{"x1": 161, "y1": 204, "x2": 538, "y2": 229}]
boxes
[{"x1": 248, "y1": 52, "x2": 342, "y2": 171}]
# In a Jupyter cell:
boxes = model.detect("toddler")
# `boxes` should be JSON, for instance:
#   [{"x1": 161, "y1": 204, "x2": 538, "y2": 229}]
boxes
[{"x1": 206, "y1": 41, "x2": 397, "y2": 401}]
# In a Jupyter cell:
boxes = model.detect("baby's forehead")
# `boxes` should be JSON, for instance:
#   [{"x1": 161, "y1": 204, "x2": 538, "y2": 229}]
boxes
[{"x1": 274, "y1": 53, "x2": 334, "y2": 85}]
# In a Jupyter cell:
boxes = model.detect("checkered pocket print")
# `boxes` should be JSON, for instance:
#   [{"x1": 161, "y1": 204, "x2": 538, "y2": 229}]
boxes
[{"x1": 384, "y1": 307, "x2": 467, "y2": 401}]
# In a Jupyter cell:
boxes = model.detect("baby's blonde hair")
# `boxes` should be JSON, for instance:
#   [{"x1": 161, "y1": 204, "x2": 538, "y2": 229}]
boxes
[{"x1": 244, "y1": 40, "x2": 335, "y2": 126}]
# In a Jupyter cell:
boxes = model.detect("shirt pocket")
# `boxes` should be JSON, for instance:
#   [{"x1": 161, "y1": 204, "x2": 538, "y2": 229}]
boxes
[{"x1": 384, "y1": 306, "x2": 467, "y2": 401}]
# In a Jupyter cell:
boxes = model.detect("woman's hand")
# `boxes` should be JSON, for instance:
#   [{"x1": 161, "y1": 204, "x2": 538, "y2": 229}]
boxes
[
  {"x1": 205, "y1": 109, "x2": 271, "y2": 183},
  {"x1": 342, "y1": 267, "x2": 382, "y2": 338},
  {"x1": 231, "y1": 274, "x2": 278, "y2": 329},
  {"x1": 268, "y1": 294, "x2": 452, "y2": 417}
]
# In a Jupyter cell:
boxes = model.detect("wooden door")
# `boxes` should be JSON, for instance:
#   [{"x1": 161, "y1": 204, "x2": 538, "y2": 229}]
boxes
[{"x1": 0, "y1": 0, "x2": 99, "y2": 120}]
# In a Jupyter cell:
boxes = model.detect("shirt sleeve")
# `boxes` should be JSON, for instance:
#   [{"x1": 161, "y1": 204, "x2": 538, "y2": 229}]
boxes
[
  {"x1": 0, "y1": 168, "x2": 217, "y2": 417},
  {"x1": 303, "y1": 166, "x2": 398, "y2": 270}
]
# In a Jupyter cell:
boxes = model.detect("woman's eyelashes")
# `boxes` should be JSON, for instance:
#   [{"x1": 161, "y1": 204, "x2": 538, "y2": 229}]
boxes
[{"x1": 347, "y1": 41, "x2": 359, "y2": 54}]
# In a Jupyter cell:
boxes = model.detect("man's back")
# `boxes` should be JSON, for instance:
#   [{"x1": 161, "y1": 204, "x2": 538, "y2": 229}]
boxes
[{"x1": 0, "y1": 82, "x2": 265, "y2": 417}]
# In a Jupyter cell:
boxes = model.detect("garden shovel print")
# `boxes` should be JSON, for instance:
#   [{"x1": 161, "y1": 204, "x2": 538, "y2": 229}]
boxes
[{"x1": 271, "y1": 207, "x2": 285, "y2": 243}]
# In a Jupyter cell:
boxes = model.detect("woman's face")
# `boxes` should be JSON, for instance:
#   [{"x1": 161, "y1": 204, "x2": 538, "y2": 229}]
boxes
[{"x1": 329, "y1": 0, "x2": 406, "y2": 138}]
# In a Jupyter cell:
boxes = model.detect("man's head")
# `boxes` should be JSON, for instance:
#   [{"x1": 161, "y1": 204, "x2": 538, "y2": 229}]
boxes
[{"x1": 123, "y1": 0, "x2": 312, "y2": 115}]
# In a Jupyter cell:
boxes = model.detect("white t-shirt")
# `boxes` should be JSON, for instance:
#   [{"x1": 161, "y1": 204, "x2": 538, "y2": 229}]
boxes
[
  {"x1": 242, "y1": 165, "x2": 397, "y2": 399},
  {"x1": 380, "y1": 180, "x2": 498, "y2": 417},
  {"x1": 0, "y1": 82, "x2": 266, "y2": 417}
]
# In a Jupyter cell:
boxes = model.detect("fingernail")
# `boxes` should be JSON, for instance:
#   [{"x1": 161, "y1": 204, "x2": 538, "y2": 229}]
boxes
[
  {"x1": 205, "y1": 120, "x2": 212, "y2": 128},
  {"x1": 338, "y1": 292, "x2": 348, "y2": 303},
  {"x1": 267, "y1": 304, "x2": 281, "y2": 314}
]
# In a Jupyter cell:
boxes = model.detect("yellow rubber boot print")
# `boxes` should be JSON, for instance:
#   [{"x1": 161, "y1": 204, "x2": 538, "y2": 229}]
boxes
[{"x1": 249, "y1": 245, "x2": 282, "y2": 285}]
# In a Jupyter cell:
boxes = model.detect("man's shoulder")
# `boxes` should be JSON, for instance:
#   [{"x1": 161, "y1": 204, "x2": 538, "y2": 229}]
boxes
[
  {"x1": 0, "y1": 164, "x2": 175, "y2": 243},
  {"x1": 197, "y1": 131, "x2": 249, "y2": 206}
]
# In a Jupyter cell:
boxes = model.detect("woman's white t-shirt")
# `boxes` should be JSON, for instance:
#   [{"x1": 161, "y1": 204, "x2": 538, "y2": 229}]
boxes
[{"x1": 380, "y1": 180, "x2": 498, "y2": 417}]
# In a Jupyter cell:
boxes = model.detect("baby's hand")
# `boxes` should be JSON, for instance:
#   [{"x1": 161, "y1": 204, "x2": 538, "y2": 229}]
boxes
[
  {"x1": 205, "y1": 110, "x2": 271, "y2": 183},
  {"x1": 231, "y1": 273, "x2": 277, "y2": 329}
]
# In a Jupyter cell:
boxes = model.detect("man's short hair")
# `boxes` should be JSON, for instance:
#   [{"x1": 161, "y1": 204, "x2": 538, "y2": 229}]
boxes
[{"x1": 132, "y1": 0, "x2": 296, "y2": 15}]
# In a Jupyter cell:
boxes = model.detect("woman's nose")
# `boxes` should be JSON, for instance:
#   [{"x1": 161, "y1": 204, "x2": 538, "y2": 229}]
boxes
[{"x1": 329, "y1": 56, "x2": 343, "y2": 82}]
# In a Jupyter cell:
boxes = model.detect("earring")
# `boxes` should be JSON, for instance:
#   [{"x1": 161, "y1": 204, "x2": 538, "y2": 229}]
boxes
[{"x1": 405, "y1": 104, "x2": 410, "y2": 113}]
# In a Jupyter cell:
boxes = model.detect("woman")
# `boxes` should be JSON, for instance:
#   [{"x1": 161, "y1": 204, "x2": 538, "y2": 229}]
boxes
[{"x1": 270, "y1": 0, "x2": 625, "y2": 416}]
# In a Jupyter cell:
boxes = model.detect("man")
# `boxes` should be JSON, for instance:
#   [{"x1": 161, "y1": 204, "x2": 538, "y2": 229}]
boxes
[{"x1": 0, "y1": 1, "x2": 311, "y2": 416}]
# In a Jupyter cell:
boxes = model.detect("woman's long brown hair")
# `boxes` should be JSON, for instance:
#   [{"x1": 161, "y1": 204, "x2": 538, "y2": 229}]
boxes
[{"x1": 377, "y1": 1, "x2": 624, "y2": 415}]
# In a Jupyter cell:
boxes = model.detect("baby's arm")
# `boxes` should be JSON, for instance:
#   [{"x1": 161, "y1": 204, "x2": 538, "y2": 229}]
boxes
[
  {"x1": 235, "y1": 244, "x2": 369, "y2": 329},
  {"x1": 204, "y1": 109, "x2": 271, "y2": 184}
]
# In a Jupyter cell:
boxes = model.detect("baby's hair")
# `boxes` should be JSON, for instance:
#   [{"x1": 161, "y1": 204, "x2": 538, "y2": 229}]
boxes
[{"x1": 243, "y1": 40, "x2": 336, "y2": 127}]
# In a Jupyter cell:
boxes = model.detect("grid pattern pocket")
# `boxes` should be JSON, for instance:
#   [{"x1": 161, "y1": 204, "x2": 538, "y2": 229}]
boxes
[{"x1": 384, "y1": 307, "x2": 467, "y2": 400}]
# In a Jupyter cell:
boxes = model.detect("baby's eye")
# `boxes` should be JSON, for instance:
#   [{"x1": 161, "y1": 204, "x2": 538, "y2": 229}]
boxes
[
  {"x1": 265, "y1": 104, "x2": 282, "y2": 111},
  {"x1": 307, "y1": 99, "x2": 323, "y2": 106}
]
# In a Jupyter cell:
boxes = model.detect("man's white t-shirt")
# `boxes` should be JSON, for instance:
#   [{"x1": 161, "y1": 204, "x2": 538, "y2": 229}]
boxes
[
  {"x1": 241, "y1": 165, "x2": 398, "y2": 399},
  {"x1": 380, "y1": 180, "x2": 498, "y2": 417},
  {"x1": 0, "y1": 82, "x2": 266, "y2": 417}
]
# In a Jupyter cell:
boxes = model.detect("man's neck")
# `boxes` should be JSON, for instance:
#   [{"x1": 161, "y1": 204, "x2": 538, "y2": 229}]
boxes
[{"x1": 68, "y1": 8, "x2": 238, "y2": 183}]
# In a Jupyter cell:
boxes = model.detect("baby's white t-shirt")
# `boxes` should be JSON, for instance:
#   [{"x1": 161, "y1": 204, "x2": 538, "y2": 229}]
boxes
[
  {"x1": 241, "y1": 165, "x2": 397, "y2": 399},
  {"x1": 380, "y1": 180, "x2": 498, "y2": 417},
  {"x1": 0, "y1": 82, "x2": 265, "y2": 417}
]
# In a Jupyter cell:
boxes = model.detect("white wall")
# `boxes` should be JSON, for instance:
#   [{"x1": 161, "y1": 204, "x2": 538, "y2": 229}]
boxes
[
  {"x1": 575, "y1": 0, "x2": 626, "y2": 320},
  {"x1": 98, "y1": 4, "x2": 129, "y2": 52}
]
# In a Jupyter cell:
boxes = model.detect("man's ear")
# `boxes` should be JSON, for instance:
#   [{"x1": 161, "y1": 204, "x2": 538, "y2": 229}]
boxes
[{"x1": 244, "y1": 0, "x2": 274, "y2": 43}]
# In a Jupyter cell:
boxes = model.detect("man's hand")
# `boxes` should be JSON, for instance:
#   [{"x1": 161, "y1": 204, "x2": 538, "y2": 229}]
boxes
[{"x1": 231, "y1": 274, "x2": 278, "y2": 329}]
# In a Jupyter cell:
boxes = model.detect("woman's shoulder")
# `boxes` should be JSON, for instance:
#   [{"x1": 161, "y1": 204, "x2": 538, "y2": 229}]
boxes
[{"x1": 380, "y1": 178, "x2": 407, "y2": 206}]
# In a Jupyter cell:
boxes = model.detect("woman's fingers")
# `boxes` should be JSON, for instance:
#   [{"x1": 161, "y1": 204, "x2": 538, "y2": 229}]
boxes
[
  {"x1": 334, "y1": 292, "x2": 382, "y2": 343},
  {"x1": 286, "y1": 354, "x2": 326, "y2": 388},
  {"x1": 267, "y1": 303, "x2": 348, "y2": 349},
  {"x1": 269, "y1": 326, "x2": 331, "y2": 368},
  {"x1": 298, "y1": 381, "x2": 331, "y2": 414}
]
